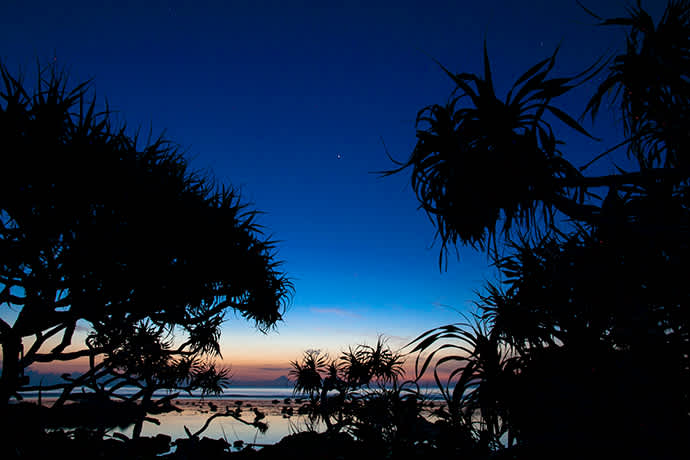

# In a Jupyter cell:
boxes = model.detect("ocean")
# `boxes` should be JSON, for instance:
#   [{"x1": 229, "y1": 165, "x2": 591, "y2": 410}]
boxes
[{"x1": 18, "y1": 385, "x2": 443, "y2": 447}]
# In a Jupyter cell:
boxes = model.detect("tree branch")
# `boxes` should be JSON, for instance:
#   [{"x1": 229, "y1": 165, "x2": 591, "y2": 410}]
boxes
[
  {"x1": 0, "y1": 318, "x2": 12, "y2": 338},
  {"x1": 558, "y1": 167, "x2": 689, "y2": 190},
  {"x1": 53, "y1": 362, "x2": 107, "y2": 408},
  {"x1": 548, "y1": 194, "x2": 601, "y2": 224},
  {"x1": 0, "y1": 284, "x2": 25, "y2": 306},
  {"x1": 23, "y1": 324, "x2": 68, "y2": 364},
  {"x1": 50, "y1": 321, "x2": 76, "y2": 354},
  {"x1": 28, "y1": 347, "x2": 106, "y2": 363},
  {"x1": 189, "y1": 410, "x2": 266, "y2": 439},
  {"x1": 183, "y1": 300, "x2": 233, "y2": 326}
]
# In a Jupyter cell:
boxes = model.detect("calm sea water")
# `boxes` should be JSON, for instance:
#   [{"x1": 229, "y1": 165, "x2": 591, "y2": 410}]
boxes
[
  {"x1": 19, "y1": 386, "x2": 301, "y2": 400},
  {"x1": 137, "y1": 387, "x2": 319, "y2": 444},
  {"x1": 19, "y1": 386, "x2": 443, "y2": 446},
  {"x1": 132, "y1": 397, "x2": 322, "y2": 446}
]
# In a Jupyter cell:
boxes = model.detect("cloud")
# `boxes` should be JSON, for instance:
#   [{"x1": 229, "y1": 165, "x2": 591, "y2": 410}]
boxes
[
  {"x1": 384, "y1": 335, "x2": 413, "y2": 349},
  {"x1": 75, "y1": 323, "x2": 92, "y2": 333},
  {"x1": 309, "y1": 307, "x2": 361, "y2": 319},
  {"x1": 431, "y1": 301, "x2": 452, "y2": 309},
  {"x1": 257, "y1": 367, "x2": 292, "y2": 372}
]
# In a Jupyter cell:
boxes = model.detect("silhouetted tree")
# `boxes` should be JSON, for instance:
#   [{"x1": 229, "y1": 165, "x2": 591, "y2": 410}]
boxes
[
  {"x1": 0, "y1": 61, "x2": 293, "y2": 435},
  {"x1": 394, "y1": 1, "x2": 689, "y2": 458},
  {"x1": 289, "y1": 338, "x2": 419, "y2": 441}
]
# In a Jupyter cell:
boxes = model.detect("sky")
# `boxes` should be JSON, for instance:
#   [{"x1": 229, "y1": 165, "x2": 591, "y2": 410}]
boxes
[{"x1": 0, "y1": 0, "x2": 666, "y2": 382}]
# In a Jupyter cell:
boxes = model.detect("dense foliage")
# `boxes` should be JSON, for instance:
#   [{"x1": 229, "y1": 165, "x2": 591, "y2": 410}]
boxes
[
  {"x1": 289, "y1": 338, "x2": 438, "y2": 457},
  {"x1": 2, "y1": 1, "x2": 689, "y2": 459},
  {"x1": 0, "y1": 62, "x2": 292, "y2": 442},
  {"x1": 395, "y1": 1, "x2": 689, "y2": 458}
]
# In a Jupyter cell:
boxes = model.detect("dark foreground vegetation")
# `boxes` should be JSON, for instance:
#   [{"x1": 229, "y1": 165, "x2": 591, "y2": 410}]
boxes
[
  {"x1": 2, "y1": 1, "x2": 689, "y2": 459},
  {"x1": 0, "y1": 38, "x2": 293, "y2": 457}
]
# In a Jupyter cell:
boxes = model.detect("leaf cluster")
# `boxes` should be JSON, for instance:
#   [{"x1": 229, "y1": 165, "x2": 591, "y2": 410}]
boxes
[
  {"x1": 289, "y1": 337, "x2": 413, "y2": 439},
  {"x1": 383, "y1": 43, "x2": 600, "y2": 266}
]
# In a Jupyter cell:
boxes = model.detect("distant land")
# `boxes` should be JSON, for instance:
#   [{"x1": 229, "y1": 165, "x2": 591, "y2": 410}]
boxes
[
  {"x1": 22, "y1": 370, "x2": 292, "y2": 389},
  {"x1": 229, "y1": 375, "x2": 292, "y2": 388}
]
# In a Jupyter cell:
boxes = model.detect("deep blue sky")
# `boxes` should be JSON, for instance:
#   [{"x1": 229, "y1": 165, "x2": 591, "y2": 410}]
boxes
[{"x1": 1, "y1": 0, "x2": 665, "y2": 379}]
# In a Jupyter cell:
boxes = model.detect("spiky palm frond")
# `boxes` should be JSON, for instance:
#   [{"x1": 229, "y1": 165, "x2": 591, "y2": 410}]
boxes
[
  {"x1": 289, "y1": 349, "x2": 328, "y2": 400},
  {"x1": 340, "y1": 337, "x2": 405, "y2": 387},
  {"x1": 585, "y1": 0, "x2": 690, "y2": 169},
  {"x1": 383, "y1": 43, "x2": 598, "y2": 264},
  {"x1": 189, "y1": 361, "x2": 231, "y2": 396},
  {"x1": 407, "y1": 317, "x2": 518, "y2": 446}
]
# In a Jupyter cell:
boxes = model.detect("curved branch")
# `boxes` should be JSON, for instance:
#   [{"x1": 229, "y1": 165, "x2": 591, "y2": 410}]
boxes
[
  {"x1": 53, "y1": 362, "x2": 107, "y2": 408},
  {"x1": 578, "y1": 136, "x2": 637, "y2": 172},
  {"x1": 24, "y1": 324, "x2": 68, "y2": 363},
  {"x1": 50, "y1": 321, "x2": 76, "y2": 354},
  {"x1": 558, "y1": 168, "x2": 688, "y2": 190},
  {"x1": 28, "y1": 347, "x2": 105, "y2": 363},
  {"x1": 190, "y1": 410, "x2": 266, "y2": 439},
  {"x1": 549, "y1": 194, "x2": 601, "y2": 224},
  {"x1": 0, "y1": 285, "x2": 25, "y2": 306}
]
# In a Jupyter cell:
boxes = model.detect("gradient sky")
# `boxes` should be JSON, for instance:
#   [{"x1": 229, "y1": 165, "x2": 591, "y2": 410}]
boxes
[{"x1": 1, "y1": 0, "x2": 666, "y2": 382}]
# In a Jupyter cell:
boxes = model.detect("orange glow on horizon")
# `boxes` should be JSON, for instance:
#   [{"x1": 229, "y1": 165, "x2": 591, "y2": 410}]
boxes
[{"x1": 24, "y1": 355, "x2": 445, "y2": 389}]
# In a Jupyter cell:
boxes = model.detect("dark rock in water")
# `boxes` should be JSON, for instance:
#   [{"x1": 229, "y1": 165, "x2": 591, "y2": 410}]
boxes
[
  {"x1": 148, "y1": 399, "x2": 182, "y2": 415},
  {"x1": 283, "y1": 398, "x2": 292, "y2": 404},
  {"x1": 130, "y1": 434, "x2": 172, "y2": 456},
  {"x1": 174, "y1": 436, "x2": 229, "y2": 457},
  {"x1": 271, "y1": 399, "x2": 280, "y2": 404},
  {"x1": 258, "y1": 431, "x2": 368, "y2": 460},
  {"x1": 208, "y1": 401, "x2": 218, "y2": 412},
  {"x1": 297, "y1": 403, "x2": 311, "y2": 414}
]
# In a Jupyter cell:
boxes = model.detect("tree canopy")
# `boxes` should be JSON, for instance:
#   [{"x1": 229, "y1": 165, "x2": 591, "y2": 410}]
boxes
[
  {"x1": 386, "y1": 0, "x2": 690, "y2": 264},
  {"x1": 0, "y1": 62, "x2": 293, "y2": 419},
  {"x1": 392, "y1": 1, "x2": 689, "y2": 458}
]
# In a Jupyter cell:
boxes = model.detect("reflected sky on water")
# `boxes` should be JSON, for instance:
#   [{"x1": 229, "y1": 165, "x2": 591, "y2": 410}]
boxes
[{"x1": 124, "y1": 399, "x2": 324, "y2": 445}]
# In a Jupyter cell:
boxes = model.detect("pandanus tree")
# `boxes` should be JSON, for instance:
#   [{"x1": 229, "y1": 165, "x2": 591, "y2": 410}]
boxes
[
  {"x1": 0, "y1": 62, "x2": 293, "y2": 437},
  {"x1": 383, "y1": 41, "x2": 603, "y2": 264},
  {"x1": 289, "y1": 337, "x2": 410, "y2": 436},
  {"x1": 393, "y1": 1, "x2": 689, "y2": 457}
]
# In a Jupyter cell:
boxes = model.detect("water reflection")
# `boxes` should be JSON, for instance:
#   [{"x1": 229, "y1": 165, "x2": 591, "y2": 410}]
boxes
[{"x1": 117, "y1": 399, "x2": 324, "y2": 446}]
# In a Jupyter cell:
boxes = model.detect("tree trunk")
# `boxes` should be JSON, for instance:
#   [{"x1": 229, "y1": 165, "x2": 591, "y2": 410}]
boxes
[
  {"x1": 132, "y1": 388, "x2": 153, "y2": 439},
  {"x1": 0, "y1": 328, "x2": 22, "y2": 408},
  {"x1": 319, "y1": 384, "x2": 333, "y2": 431}
]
